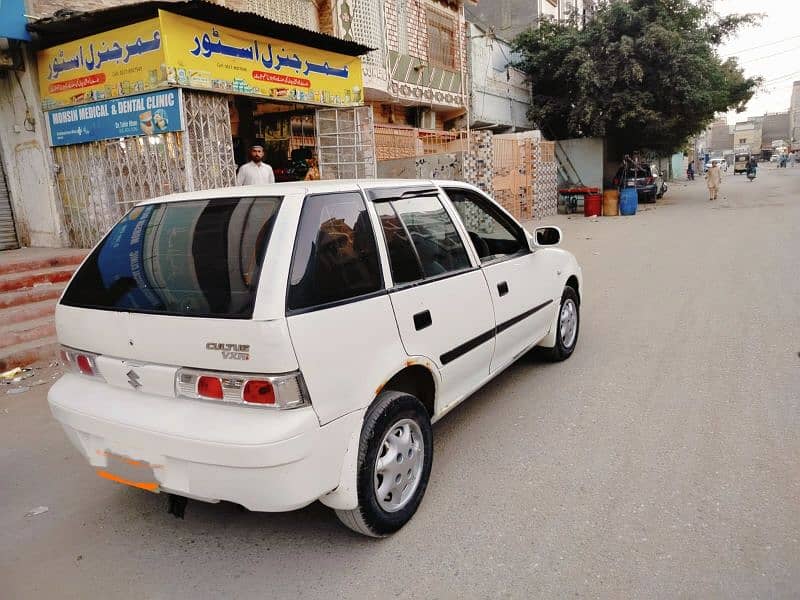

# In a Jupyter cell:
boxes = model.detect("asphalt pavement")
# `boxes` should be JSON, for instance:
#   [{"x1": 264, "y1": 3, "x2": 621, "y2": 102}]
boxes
[{"x1": 2, "y1": 164, "x2": 799, "y2": 599}]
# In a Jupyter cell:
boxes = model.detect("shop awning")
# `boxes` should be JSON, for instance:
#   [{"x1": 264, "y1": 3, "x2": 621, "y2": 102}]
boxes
[{"x1": 27, "y1": 0, "x2": 373, "y2": 56}]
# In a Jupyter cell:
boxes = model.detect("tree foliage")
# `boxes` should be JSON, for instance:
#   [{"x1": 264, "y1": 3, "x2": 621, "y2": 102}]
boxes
[{"x1": 513, "y1": 0, "x2": 761, "y2": 155}]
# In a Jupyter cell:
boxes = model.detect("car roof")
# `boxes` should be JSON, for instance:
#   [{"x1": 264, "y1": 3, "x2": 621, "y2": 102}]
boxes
[{"x1": 134, "y1": 179, "x2": 477, "y2": 206}]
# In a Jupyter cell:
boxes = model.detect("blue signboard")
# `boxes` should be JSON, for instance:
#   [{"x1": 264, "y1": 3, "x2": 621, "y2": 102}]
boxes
[
  {"x1": 47, "y1": 89, "x2": 184, "y2": 147},
  {"x1": 0, "y1": 0, "x2": 30, "y2": 41}
]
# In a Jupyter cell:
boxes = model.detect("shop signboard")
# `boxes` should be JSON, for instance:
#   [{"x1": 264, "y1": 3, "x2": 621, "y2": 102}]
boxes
[
  {"x1": 37, "y1": 10, "x2": 364, "y2": 112},
  {"x1": 37, "y1": 18, "x2": 167, "y2": 110},
  {"x1": 158, "y1": 11, "x2": 363, "y2": 107},
  {"x1": 46, "y1": 89, "x2": 184, "y2": 147}
]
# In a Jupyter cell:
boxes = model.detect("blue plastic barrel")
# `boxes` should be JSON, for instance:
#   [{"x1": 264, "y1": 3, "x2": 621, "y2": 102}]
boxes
[{"x1": 619, "y1": 187, "x2": 637, "y2": 215}]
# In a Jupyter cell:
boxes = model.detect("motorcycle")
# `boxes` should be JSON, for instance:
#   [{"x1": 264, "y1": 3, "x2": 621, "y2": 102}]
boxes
[{"x1": 746, "y1": 169, "x2": 756, "y2": 181}]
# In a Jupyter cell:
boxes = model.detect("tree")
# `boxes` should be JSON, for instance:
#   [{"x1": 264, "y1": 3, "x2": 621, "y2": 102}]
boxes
[{"x1": 513, "y1": 0, "x2": 761, "y2": 156}]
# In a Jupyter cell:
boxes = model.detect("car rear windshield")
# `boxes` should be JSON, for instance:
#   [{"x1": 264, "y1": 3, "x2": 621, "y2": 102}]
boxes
[{"x1": 61, "y1": 196, "x2": 282, "y2": 318}]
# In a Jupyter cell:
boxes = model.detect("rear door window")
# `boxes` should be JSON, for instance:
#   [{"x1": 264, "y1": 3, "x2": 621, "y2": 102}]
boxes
[
  {"x1": 375, "y1": 194, "x2": 471, "y2": 284},
  {"x1": 287, "y1": 192, "x2": 383, "y2": 311},
  {"x1": 61, "y1": 197, "x2": 281, "y2": 318}
]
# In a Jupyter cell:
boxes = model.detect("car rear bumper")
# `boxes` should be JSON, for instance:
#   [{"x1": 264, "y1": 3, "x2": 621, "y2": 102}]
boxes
[
  {"x1": 48, "y1": 374, "x2": 360, "y2": 511},
  {"x1": 636, "y1": 186, "x2": 657, "y2": 199}
]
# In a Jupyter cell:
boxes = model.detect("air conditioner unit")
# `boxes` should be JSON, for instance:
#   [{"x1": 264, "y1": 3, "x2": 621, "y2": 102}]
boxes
[{"x1": 419, "y1": 109, "x2": 437, "y2": 130}]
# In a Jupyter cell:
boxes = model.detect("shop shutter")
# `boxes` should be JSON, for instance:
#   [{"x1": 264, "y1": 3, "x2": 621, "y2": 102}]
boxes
[{"x1": 0, "y1": 153, "x2": 19, "y2": 250}]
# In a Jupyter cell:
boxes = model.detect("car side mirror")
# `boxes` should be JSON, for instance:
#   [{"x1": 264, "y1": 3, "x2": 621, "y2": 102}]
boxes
[{"x1": 530, "y1": 226, "x2": 562, "y2": 249}]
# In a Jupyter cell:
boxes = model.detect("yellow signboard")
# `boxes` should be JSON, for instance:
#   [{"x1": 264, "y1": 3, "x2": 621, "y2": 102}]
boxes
[
  {"x1": 158, "y1": 11, "x2": 363, "y2": 106},
  {"x1": 38, "y1": 18, "x2": 166, "y2": 110},
  {"x1": 37, "y1": 11, "x2": 365, "y2": 111}
]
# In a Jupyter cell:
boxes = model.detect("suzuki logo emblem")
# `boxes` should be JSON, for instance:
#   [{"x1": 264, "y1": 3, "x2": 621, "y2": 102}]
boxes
[{"x1": 126, "y1": 369, "x2": 142, "y2": 389}]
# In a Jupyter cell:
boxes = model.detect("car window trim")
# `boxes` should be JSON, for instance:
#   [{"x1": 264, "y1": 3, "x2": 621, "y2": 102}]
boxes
[
  {"x1": 478, "y1": 247, "x2": 531, "y2": 267},
  {"x1": 285, "y1": 190, "x2": 385, "y2": 314},
  {"x1": 387, "y1": 265, "x2": 480, "y2": 293},
  {"x1": 286, "y1": 288, "x2": 389, "y2": 317},
  {"x1": 374, "y1": 200, "x2": 427, "y2": 286}
]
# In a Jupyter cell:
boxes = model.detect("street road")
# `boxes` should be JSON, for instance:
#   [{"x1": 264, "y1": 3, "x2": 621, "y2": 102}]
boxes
[{"x1": 2, "y1": 165, "x2": 799, "y2": 599}]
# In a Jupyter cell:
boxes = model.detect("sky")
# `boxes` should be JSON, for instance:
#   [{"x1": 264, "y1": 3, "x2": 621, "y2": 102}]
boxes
[{"x1": 714, "y1": 0, "x2": 800, "y2": 124}]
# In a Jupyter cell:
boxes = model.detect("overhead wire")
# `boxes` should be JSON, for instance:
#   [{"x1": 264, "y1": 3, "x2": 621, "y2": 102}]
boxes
[{"x1": 722, "y1": 33, "x2": 800, "y2": 56}]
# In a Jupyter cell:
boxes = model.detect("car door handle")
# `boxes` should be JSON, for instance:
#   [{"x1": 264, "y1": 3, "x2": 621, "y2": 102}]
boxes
[
  {"x1": 497, "y1": 281, "x2": 509, "y2": 297},
  {"x1": 413, "y1": 310, "x2": 432, "y2": 331}
]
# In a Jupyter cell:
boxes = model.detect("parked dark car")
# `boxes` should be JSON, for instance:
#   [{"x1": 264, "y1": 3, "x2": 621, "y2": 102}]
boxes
[{"x1": 613, "y1": 163, "x2": 658, "y2": 203}]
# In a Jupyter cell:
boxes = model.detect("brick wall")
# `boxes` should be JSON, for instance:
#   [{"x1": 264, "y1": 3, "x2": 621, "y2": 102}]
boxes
[
  {"x1": 384, "y1": 0, "x2": 400, "y2": 52},
  {"x1": 407, "y1": 0, "x2": 427, "y2": 61},
  {"x1": 371, "y1": 102, "x2": 411, "y2": 125}
]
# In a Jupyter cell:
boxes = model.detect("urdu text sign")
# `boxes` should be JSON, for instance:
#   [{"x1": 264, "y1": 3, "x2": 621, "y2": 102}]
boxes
[
  {"x1": 158, "y1": 10, "x2": 364, "y2": 106},
  {"x1": 37, "y1": 19, "x2": 167, "y2": 110}
]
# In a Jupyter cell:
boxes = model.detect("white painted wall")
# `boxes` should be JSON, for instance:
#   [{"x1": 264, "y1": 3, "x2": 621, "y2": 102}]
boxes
[
  {"x1": 556, "y1": 137, "x2": 604, "y2": 189},
  {"x1": 468, "y1": 23, "x2": 533, "y2": 130},
  {"x1": 0, "y1": 49, "x2": 65, "y2": 247}
]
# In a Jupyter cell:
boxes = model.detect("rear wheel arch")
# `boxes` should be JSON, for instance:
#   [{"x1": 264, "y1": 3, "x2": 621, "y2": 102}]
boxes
[
  {"x1": 319, "y1": 363, "x2": 437, "y2": 512},
  {"x1": 378, "y1": 364, "x2": 437, "y2": 418}
]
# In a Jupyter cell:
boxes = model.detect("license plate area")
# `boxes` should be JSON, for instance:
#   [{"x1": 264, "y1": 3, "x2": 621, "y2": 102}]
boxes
[{"x1": 96, "y1": 451, "x2": 160, "y2": 493}]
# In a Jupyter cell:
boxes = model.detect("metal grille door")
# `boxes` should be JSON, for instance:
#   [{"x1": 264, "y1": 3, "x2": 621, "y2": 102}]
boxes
[
  {"x1": 0, "y1": 150, "x2": 20, "y2": 250},
  {"x1": 54, "y1": 133, "x2": 187, "y2": 248},
  {"x1": 316, "y1": 106, "x2": 376, "y2": 180},
  {"x1": 183, "y1": 91, "x2": 236, "y2": 189}
]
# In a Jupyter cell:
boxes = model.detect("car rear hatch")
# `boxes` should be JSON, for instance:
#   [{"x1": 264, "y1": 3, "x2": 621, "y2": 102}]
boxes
[
  {"x1": 623, "y1": 167, "x2": 654, "y2": 189},
  {"x1": 57, "y1": 195, "x2": 299, "y2": 399}
]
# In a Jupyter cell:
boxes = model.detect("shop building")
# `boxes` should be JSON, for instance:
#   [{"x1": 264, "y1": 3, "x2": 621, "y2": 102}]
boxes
[
  {"x1": 0, "y1": 0, "x2": 69, "y2": 250},
  {"x1": 28, "y1": 1, "x2": 370, "y2": 248}
]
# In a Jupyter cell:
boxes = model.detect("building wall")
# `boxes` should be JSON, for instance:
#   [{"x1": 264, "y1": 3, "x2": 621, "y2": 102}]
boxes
[
  {"x1": 761, "y1": 112, "x2": 790, "y2": 149},
  {"x1": 468, "y1": 23, "x2": 532, "y2": 131},
  {"x1": 707, "y1": 119, "x2": 731, "y2": 154},
  {"x1": 380, "y1": 0, "x2": 468, "y2": 113},
  {"x1": 554, "y1": 137, "x2": 603, "y2": 190},
  {"x1": 734, "y1": 121, "x2": 762, "y2": 154},
  {"x1": 0, "y1": 49, "x2": 65, "y2": 247},
  {"x1": 790, "y1": 81, "x2": 800, "y2": 150}
]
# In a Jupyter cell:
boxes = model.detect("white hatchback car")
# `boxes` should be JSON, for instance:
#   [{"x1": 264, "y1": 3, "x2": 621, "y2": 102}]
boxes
[{"x1": 49, "y1": 179, "x2": 582, "y2": 537}]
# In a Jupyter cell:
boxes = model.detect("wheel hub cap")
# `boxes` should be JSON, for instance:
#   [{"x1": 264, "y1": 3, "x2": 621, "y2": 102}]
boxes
[
  {"x1": 559, "y1": 298, "x2": 578, "y2": 348},
  {"x1": 374, "y1": 419, "x2": 424, "y2": 513}
]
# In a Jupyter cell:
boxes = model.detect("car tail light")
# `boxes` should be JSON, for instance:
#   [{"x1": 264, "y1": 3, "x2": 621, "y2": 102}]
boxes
[
  {"x1": 645, "y1": 176, "x2": 655, "y2": 184},
  {"x1": 197, "y1": 375, "x2": 224, "y2": 399},
  {"x1": 60, "y1": 346, "x2": 104, "y2": 380},
  {"x1": 176, "y1": 369, "x2": 308, "y2": 409},
  {"x1": 243, "y1": 380, "x2": 275, "y2": 405}
]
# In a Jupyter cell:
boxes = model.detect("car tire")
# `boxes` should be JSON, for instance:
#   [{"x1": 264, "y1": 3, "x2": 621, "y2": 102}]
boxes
[
  {"x1": 335, "y1": 391, "x2": 433, "y2": 537},
  {"x1": 542, "y1": 286, "x2": 580, "y2": 362}
]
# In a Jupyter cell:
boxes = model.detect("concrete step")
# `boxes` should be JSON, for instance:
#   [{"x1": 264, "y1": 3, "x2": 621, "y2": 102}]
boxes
[
  {"x1": 0, "y1": 317, "x2": 57, "y2": 351},
  {"x1": 0, "y1": 249, "x2": 85, "y2": 276},
  {"x1": 0, "y1": 266, "x2": 76, "y2": 294},
  {"x1": 1, "y1": 298, "x2": 59, "y2": 327},
  {"x1": 0, "y1": 336, "x2": 59, "y2": 371},
  {"x1": 0, "y1": 283, "x2": 66, "y2": 310}
]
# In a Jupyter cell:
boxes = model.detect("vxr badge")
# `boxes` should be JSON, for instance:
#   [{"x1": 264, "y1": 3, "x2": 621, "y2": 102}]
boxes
[{"x1": 126, "y1": 369, "x2": 142, "y2": 389}]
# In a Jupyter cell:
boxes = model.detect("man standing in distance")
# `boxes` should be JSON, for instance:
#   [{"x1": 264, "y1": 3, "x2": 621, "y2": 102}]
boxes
[{"x1": 236, "y1": 145, "x2": 275, "y2": 185}]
